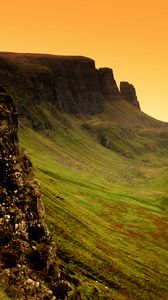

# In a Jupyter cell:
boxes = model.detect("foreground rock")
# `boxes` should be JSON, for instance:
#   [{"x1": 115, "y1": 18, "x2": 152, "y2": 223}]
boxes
[{"x1": 0, "y1": 88, "x2": 73, "y2": 299}]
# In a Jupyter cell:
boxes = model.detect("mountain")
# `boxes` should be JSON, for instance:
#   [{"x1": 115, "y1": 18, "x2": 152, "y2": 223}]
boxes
[
  {"x1": 0, "y1": 52, "x2": 168, "y2": 299},
  {"x1": 0, "y1": 52, "x2": 140, "y2": 116}
]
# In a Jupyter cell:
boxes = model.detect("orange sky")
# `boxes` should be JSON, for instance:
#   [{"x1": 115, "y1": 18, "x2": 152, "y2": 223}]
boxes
[{"x1": 1, "y1": 0, "x2": 168, "y2": 121}]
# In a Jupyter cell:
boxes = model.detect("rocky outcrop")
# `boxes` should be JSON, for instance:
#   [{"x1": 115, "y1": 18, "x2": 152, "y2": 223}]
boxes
[
  {"x1": 0, "y1": 52, "x2": 140, "y2": 124},
  {"x1": 120, "y1": 81, "x2": 140, "y2": 109},
  {"x1": 0, "y1": 88, "x2": 72, "y2": 299},
  {"x1": 98, "y1": 68, "x2": 120, "y2": 98},
  {"x1": 0, "y1": 53, "x2": 104, "y2": 115}
]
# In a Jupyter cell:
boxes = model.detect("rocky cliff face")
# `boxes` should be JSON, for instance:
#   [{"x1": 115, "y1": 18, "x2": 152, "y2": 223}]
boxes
[
  {"x1": 98, "y1": 68, "x2": 120, "y2": 98},
  {"x1": 0, "y1": 53, "x2": 104, "y2": 115},
  {"x1": 120, "y1": 81, "x2": 140, "y2": 109},
  {"x1": 0, "y1": 52, "x2": 140, "y2": 122},
  {"x1": 0, "y1": 88, "x2": 72, "y2": 299}
]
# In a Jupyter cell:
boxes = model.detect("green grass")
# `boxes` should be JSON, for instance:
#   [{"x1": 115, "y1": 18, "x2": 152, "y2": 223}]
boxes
[
  {"x1": 18, "y1": 102, "x2": 168, "y2": 299},
  {"x1": 0, "y1": 287, "x2": 11, "y2": 300}
]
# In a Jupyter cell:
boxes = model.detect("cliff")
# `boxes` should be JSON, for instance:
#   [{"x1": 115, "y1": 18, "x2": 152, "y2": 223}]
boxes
[
  {"x1": 0, "y1": 88, "x2": 71, "y2": 299},
  {"x1": 98, "y1": 67, "x2": 120, "y2": 98},
  {"x1": 120, "y1": 81, "x2": 140, "y2": 109},
  {"x1": 0, "y1": 52, "x2": 140, "y2": 121}
]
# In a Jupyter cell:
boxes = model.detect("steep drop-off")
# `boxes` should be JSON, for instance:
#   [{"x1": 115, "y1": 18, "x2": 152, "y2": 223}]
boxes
[
  {"x1": 120, "y1": 82, "x2": 140, "y2": 109},
  {"x1": 0, "y1": 52, "x2": 140, "y2": 119}
]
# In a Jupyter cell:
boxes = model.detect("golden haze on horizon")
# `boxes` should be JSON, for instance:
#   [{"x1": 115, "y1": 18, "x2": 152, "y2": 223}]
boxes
[{"x1": 1, "y1": 0, "x2": 168, "y2": 121}]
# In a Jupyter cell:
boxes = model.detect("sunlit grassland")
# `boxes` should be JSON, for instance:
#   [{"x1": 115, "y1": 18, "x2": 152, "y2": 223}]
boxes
[{"x1": 19, "y1": 106, "x2": 168, "y2": 299}]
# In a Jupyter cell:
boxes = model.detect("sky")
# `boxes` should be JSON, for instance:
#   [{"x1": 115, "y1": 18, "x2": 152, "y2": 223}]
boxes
[{"x1": 1, "y1": 0, "x2": 168, "y2": 121}]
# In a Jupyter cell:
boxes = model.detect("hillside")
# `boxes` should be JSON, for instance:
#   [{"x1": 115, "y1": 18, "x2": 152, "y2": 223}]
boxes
[{"x1": 0, "y1": 52, "x2": 168, "y2": 299}]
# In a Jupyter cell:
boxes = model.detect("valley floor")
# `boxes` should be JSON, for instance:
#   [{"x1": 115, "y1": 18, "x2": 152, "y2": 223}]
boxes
[{"x1": 19, "y1": 114, "x2": 168, "y2": 299}]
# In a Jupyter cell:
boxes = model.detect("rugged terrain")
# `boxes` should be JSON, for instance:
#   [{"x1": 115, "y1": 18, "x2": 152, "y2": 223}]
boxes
[
  {"x1": 0, "y1": 52, "x2": 168, "y2": 299},
  {"x1": 0, "y1": 87, "x2": 75, "y2": 299}
]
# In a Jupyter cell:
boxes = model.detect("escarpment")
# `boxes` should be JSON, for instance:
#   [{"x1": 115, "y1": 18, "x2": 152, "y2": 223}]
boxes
[
  {"x1": 120, "y1": 81, "x2": 140, "y2": 109},
  {"x1": 0, "y1": 52, "x2": 140, "y2": 124},
  {"x1": 0, "y1": 88, "x2": 64, "y2": 299},
  {"x1": 0, "y1": 53, "x2": 103, "y2": 115}
]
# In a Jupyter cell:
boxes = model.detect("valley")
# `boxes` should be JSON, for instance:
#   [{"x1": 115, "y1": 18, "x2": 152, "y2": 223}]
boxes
[
  {"x1": 19, "y1": 100, "x2": 168, "y2": 299},
  {"x1": 0, "y1": 52, "x2": 168, "y2": 299}
]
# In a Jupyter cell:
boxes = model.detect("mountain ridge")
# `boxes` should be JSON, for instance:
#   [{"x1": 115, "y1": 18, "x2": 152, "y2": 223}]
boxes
[{"x1": 0, "y1": 52, "x2": 140, "y2": 118}]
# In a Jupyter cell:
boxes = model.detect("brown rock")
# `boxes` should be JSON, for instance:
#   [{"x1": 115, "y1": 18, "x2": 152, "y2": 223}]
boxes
[
  {"x1": 120, "y1": 81, "x2": 141, "y2": 109},
  {"x1": 98, "y1": 68, "x2": 120, "y2": 98},
  {"x1": 0, "y1": 53, "x2": 104, "y2": 116},
  {"x1": 0, "y1": 52, "x2": 141, "y2": 130},
  {"x1": 0, "y1": 87, "x2": 57, "y2": 299}
]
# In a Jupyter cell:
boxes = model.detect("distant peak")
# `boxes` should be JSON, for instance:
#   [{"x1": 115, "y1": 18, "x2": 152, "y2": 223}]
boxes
[
  {"x1": 120, "y1": 81, "x2": 141, "y2": 110},
  {"x1": 98, "y1": 67, "x2": 120, "y2": 97}
]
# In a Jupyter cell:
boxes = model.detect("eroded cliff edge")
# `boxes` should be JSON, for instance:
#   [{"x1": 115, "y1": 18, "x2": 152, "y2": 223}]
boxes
[{"x1": 0, "y1": 52, "x2": 140, "y2": 120}]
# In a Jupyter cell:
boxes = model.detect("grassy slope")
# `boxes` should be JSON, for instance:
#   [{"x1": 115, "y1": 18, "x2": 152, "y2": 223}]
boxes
[
  {"x1": 0, "y1": 288, "x2": 11, "y2": 300},
  {"x1": 19, "y1": 100, "x2": 168, "y2": 299}
]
